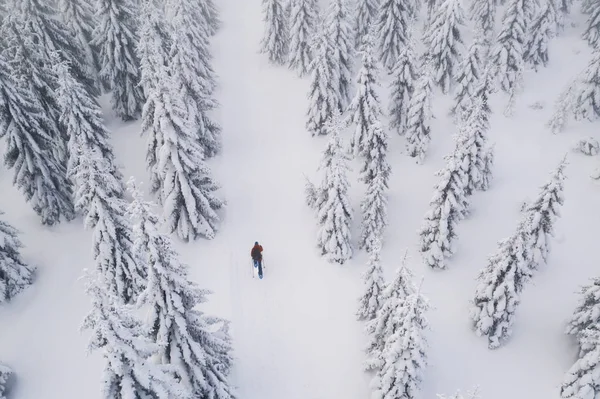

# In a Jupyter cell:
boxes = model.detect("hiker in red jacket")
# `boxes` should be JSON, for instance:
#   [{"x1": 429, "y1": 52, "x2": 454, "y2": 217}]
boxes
[{"x1": 251, "y1": 242, "x2": 264, "y2": 278}]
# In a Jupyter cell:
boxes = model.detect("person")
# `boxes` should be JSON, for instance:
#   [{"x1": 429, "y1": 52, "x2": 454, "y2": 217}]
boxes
[{"x1": 250, "y1": 241, "x2": 264, "y2": 278}]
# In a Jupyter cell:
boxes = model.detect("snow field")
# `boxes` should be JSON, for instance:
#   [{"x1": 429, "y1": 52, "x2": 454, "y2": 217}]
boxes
[{"x1": 1, "y1": 1, "x2": 600, "y2": 399}]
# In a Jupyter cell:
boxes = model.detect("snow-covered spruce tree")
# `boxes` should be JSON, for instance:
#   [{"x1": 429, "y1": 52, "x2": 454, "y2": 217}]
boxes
[
  {"x1": 128, "y1": 180, "x2": 235, "y2": 399},
  {"x1": 138, "y1": 0, "x2": 172, "y2": 192},
  {"x1": 260, "y1": 0, "x2": 289, "y2": 65},
  {"x1": 451, "y1": 33, "x2": 485, "y2": 117},
  {"x1": 365, "y1": 256, "x2": 416, "y2": 370},
  {"x1": 325, "y1": 0, "x2": 353, "y2": 109},
  {"x1": 471, "y1": 66, "x2": 496, "y2": 122},
  {"x1": 572, "y1": 50, "x2": 600, "y2": 122},
  {"x1": 405, "y1": 65, "x2": 434, "y2": 164},
  {"x1": 2, "y1": 18, "x2": 67, "y2": 164},
  {"x1": 357, "y1": 239, "x2": 386, "y2": 320},
  {"x1": 566, "y1": 277, "x2": 600, "y2": 352},
  {"x1": 547, "y1": 76, "x2": 580, "y2": 133},
  {"x1": 81, "y1": 271, "x2": 185, "y2": 399},
  {"x1": 93, "y1": 0, "x2": 145, "y2": 120},
  {"x1": 0, "y1": 363, "x2": 11, "y2": 399},
  {"x1": 0, "y1": 48, "x2": 75, "y2": 225},
  {"x1": 458, "y1": 97, "x2": 493, "y2": 195},
  {"x1": 288, "y1": 0, "x2": 318, "y2": 76},
  {"x1": 354, "y1": 51, "x2": 391, "y2": 253},
  {"x1": 14, "y1": 0, "x2": 97, "y2": 96},
  {"x1": 480, "y1": 145, "x2": 494, "y2": 191},
  {"x1": 315, "y1": 118, "x2": 353, "y2": 264},
  {"x1": 55, "y1": 61, "x2": 124, "y2": 200},
  {"x1": 470, "y1": 0, "x2": 496, "y2": 42},
  {"x1": 75, "y1": 149, "x2": 144, "y2": 303},
  {"x1": 374, "y1": 0, "x2": 413, "y2": 70},
  {"x1": 306, "y1": 31, "x2": 340, "y2": 136},
  {"x1": 360, "y1": 164, "x2": 390, "y2": 252},
  {"x1": 59, "y1": 0, "x2": 99, "y2": 81},
  {"x1": 524, "y1": 1, "x2": 554, "y2": 70},
  {"x1": 560, "y1": 328, "x2": 600, "y2": 399},
  {"x1": 354, "y1": 0, "x2": 380, "y2": 49},
  {"x1": 140, "y1": 22, "x2": 225, "y2": 240},
  {"x1": 418, "y1": 134, "x2": 470, "y2": 270},
  {"x1": 200, "y1": 0, "x2": 220, "y2": 35},
  {"x1": 371, "y1": 280, "x2": 429, "y2": 399},
  {"x1": 522, "y1": 157, "x2": 566, "y2": 271},
  {"x1": 168, "y1": 0, "x2": 221, "y2": 158},
  {"x1": 422, "y1": 0, "x2": 466, "y2": 94},
  {"x1": 470, "y1": 222, "x2": 531, "y2": 349},
  {"x1": 461, "y1": 99, "x2": 494, "y2": 194},
  {"x1": 583, "y1": 0, "x2": 600, "y2": 48},
  {"x1": 488, "y1": 0, "x2": 529, "y2": 95},
  {"x1": 0, "y1": 212, "x2": 34, "y2": 304},
  {"x1": 388, "y1": 31, "x2": 417, "y2": 134},
  {"x1": 348, "y1": 38, "x2": 383, "y2": 157}
]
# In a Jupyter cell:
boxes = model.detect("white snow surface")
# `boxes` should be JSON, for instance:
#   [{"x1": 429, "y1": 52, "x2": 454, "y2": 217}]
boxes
[{"x1": 1, "y1": 1, "x2": 600, "y2": 399}]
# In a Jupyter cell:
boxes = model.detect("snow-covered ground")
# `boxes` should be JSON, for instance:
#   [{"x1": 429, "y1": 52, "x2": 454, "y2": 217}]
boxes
[{"x1": 2, "y1": 0, "x2": 600, "y2": 398}]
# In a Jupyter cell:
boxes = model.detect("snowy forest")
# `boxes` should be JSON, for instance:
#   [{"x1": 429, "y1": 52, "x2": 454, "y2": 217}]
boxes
[{"x1": 1, "y1": 0, "x2": 600, "y2": 398}]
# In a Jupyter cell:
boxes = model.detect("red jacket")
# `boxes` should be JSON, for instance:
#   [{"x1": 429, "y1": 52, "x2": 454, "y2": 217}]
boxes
[{"x1": 251, "y1": 245, "x2": 263, "y2": 260}]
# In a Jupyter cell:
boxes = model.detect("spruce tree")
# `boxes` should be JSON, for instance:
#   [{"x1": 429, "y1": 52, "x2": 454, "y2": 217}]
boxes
[
  {"x1": 0, "y1": 363, "x2": 11, "y2": 399},
  {"x1": 470, "y1": 222, "x2": 531, "y2": 349},
  {"x1": 374, "y1": 0, "x2": 413, "y2": 70},
  {"x1": 422, "y1": 0, "x2": 466, "y2": 94},
  {"x1": 59, "y1": 0, "x2": 98, "y2": 81},
  {"x1": 354, "y1": 0, "x2": 380, "y2": 49},
  {"x1": 524, "y1": 2, "x2": 554, "y2": 70},
  {"x1": 128, "y1": 180, "x2": 235, "y2": 399},
  {"x1": 75, "y1": 149, "x2": 144, "y2": 304},
  {"x1": 572, "y1": 50, "x2": 600, "y2": 121},
  {"x1": 546, "y1": 74, "x2": 580, "y2": 133},
  {"x1": 0, "y1": 48, "x2": 75, "y2": 225},
  {"x1": 451, "y1": 33, "x2": 485, "y2": 117},
  {"x1": 140, "y1": 7, "x2": 225, "y2": 241},
  {"x1": 471, "y1": 66, "x2": 496, "y2": 122},
  {"x1": 405, "y1": 65, "x2": 434, "y2": 163},
  {"x1": 365, "y1": 258, "x2": 416, "y2": 371},
  {"x1": 55, "y1": 61, "x2": 124, "y2": 202},
  {"x1": 459, "y1": 99, "x2": 494, "y2": 194},
  {"x1": 138, "y1": 0, "x2": 172, "y2": 192},
  {"x1": 583, "y1": 0, "x2": 600, "y2": 48},
  {"x1": 418, "y1": 134, "x2": 470, "y2": 270},
  {"x1": 306, "y1": 31, "x2": 340, "y2": 136},
  {"x1": 315, "y1": 118, "x2": 353, "y2": 264},
  {"x1": 260, "y1": 0, "x2": 289, "y2": 65},
  {"x1": 522, "y1": 158, "x2": 566, "y2": 270},
  {"x1": 353, "y1": 47, "x2": 391, "y2": 253},
  {"x1": 348, "y1": 39, "x2": 383, "y2": 157},
  {"x1": 288, "y1": 0, "x2": 318, "y2": 76},
  {"x1": 360, "y1": 167, "x2": 389, "y2": 252},
  {"x1": 93, "y1": 0, "x2": 144, "y2": 120},
  {"x1": 168, "y1": 0, "x2": 221, "y2": 158},
  {"x1": 357, "y1": 240, "x2": 386, "y2": 320},
  {"x1": 389, "y1": 32, "x2": 417, "y2": 134},
  {"x1": 488, "y1": 0, "x2": 528, "y2": 94},
  {"x1": 371, "y1": 279, "x2": 429, "y2": 399},
  {"x1": 470, "y1": 0, "x2": 496, "y2": 42},
  {"x1": 2, "y1": 18, "x2": 67, "y2": 165},
  {"x1": 325, "y1": 0, "x2": 353, "y2": 108},
  {"x1": 81, "y1": 271, "x2": 184, "y2": 399},
  {"x1": 560, "y1": 328, "x2": 600, "y2": 399},
  {"x1": 200, "y1": 0, "x2": 220, "y2": 35},
  {"x1": 0, "y1": 212, "x2": 34, "y2": 304},
  {"x1": 14, "y1": 0, "x2": 97, "y2": 96},
  {"x1": 566, "y1": 277, "x2": 600, "y2": 352}
]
